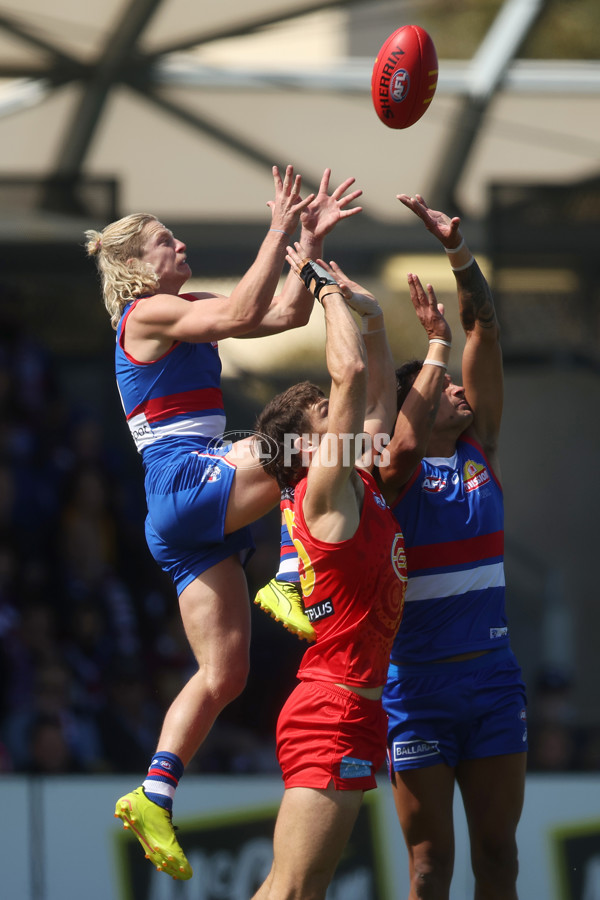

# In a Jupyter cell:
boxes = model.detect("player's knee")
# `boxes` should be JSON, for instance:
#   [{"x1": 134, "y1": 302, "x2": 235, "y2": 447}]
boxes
[
  {"x1": 411, "y1": 854, "x2": 453, "y2": 898},
  {"x1": 227, "y1": 657, "x2": 250, "y2": 700},
  {"x1": 209, "y1": 657, "x2": 249, "y2": 705},
  {"x1": 472, "y1": 835, "x2": 519, "y2": 887}
]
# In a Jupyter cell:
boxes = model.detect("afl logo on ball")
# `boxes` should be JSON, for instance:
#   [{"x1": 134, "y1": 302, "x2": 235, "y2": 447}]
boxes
[{"x1": 390, "y1": 69, "x2": 410, "y2": 102}]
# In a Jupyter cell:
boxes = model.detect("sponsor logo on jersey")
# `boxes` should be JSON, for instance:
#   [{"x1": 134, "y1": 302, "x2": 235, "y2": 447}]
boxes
[
  {"x1": 131, "y1": 422, "x2": 151, "y2": 441},
  {"x1": 393, "y1": 738, "x2": 440, "y2": 763},
  {"x1": 306, "y1": 598, "x2": 334, "y2": 623},
  {"x1": 423, "y1": 476, "x2": 447, "y2": 493},
  {"x1": 463, "y1": 459, "x2": 491, "y2": 492},
  {"x1": 490, "y1": 626, "x2": 508, "y2": 639}
]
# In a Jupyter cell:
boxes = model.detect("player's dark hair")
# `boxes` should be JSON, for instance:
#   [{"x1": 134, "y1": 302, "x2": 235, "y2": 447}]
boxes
[
  {"x1": 254, "y1": 381, "x2": 325, "y2": 490},
  {"x1": 395, "y1": 360, "x2": 424, "y2": 411}
]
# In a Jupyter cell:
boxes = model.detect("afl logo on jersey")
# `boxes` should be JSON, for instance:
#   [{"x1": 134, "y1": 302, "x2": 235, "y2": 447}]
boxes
[
  {"x1": 373, "y1": 491, "x2": 388, "y2": 510},
  {"x1": 391, "y1": 533, "x2": 408, "y2": 583},
  {"x1": 423, "y1": 476, "x2": 447, "y2": 493},
  {"x1": 204, "y1": 463, "x2": 222, "y2": 483}
]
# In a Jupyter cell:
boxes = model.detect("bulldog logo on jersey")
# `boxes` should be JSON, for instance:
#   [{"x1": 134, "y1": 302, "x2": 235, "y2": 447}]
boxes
[{"x1": 463, "y1": 459, "x2": 490, "y2": 493}]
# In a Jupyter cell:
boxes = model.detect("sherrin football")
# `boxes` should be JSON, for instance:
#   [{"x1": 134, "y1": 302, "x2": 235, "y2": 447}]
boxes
[{"x1": 371, "y1": 25, "x2": 438, "y2": 129}]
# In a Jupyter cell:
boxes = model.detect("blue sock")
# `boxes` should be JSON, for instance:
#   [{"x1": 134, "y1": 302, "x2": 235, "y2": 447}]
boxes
[{"x1": 142, "y1": 751, "x2": 184, "y2": 811}]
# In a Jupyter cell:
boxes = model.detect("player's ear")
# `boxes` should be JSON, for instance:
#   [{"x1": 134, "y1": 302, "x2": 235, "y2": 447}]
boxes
[{"x1": 295, "y1": 433, "x2": 319, "y2": 467}]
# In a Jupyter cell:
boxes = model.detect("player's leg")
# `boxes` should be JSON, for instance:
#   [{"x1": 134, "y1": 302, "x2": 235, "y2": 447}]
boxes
[
  {"x1": 156, "y1": 554, "x2": 251, "y2": 763},
  {"x1": 456, "y1": 753, "x2": 526, "y2": 900},
  {"x1": 252, "y1": 785, "x2": 364, "y2": 900},
  {"x1": 115, "y1": 555, "x2": 251, "y2": 879},
  {"x1": 225, "y1": 439, "x2": 314, "y2": 638},
  {"x1": 455, "y1": 648, "x2": 528, "y2": 898},
  {"x1": 223, "y1": 437, "x2": 281, "y2": 532},
  {"x1": 254, "y1": 498, "x2": 315, "y2": 641},
  {"x1": 385, "y1": 663, "x2": 461, "y2": 899},
  {"x1": 391, "y1": 764, "x2": 456, "y2": 900}
]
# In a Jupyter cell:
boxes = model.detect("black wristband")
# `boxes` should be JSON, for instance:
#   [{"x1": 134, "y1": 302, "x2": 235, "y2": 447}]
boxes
[{"x1": 298, "y1": 260, "x2": 339, "y2": 302}]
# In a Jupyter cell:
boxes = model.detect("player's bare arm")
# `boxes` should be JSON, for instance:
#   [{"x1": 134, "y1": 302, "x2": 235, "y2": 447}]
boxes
[
  {"x1": 378, "y1": 275, "x2": 452, "y2": 498},
  {"x1": 398, "y1": 192, "x2": 502, "y2": 466},
  {"x1": 315, "y1": 257, "x2": 396, "y2": 466},
  {"x1": 453, "y1": 248, "x2": 503, "y2": 468},
  {"x1": 286, "y1": 245, "x2": 367, "y2": 542}
]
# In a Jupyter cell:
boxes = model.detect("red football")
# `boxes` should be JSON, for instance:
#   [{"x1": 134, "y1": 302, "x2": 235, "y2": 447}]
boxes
[{"x1": 371, "y1": 25, "x2": 438, "y2": 129}]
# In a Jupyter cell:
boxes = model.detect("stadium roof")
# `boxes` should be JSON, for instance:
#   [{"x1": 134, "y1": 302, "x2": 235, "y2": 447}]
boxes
[{"x1": 0, "y1": 0, "x2": 599, "y2": 249}]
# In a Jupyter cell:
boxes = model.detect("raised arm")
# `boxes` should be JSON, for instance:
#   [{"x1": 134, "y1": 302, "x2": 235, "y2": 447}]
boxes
[
  {"x1": 312, "y1": 258, "x2": 396, "y2": 469},
  {"x1": 397, "y1": 194, "x2": 503, "y2": 460},
  {"x1": 286, "y1": 248, "x2": 367, "y2": 541},
  {"x1": 378, "y1": 274, "x2": 452, "y2": 498},
  {"x1": 244, "y1": 168, "x2": 364, "y2": 337},
  {"x1": 129, "y1": 165, "x2": 314, "y2": 345}
]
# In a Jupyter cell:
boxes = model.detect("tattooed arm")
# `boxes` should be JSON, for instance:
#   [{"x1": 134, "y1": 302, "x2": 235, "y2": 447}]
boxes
[
  {"x1": 397, "y1": 193, "x2": 503, "y2": 475},
  {"x1": 455, "y1": 255, "x2": 503, "y2": 471}
]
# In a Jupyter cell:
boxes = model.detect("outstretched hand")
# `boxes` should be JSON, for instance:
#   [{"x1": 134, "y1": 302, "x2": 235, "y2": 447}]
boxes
[
  {"x1": 301, "y1": 168, "x2": 363, "y2": 240},
  {"x1": 397, "y1": 193, "x2": 462, "y2": 250},
  {"x1": 267, "y1": 165, "x2": 315, "y2": 237},
  {"x1": 406, "y1": 273, "x2": 452, "y2": 344},
  {"x1": 315, "y1": 258, "x2": 381, "y2": 319},
  {"x1": 285, "y1": 241, "x2": 315, "y2": 281}
]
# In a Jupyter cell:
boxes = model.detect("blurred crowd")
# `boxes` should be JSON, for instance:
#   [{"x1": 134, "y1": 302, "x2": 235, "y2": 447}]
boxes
[
  {"x1": 0, "y1": 287, "x2": 597, "y2": 777},
  {"x1": 0, "y1": 285, "x2": 303, "y2": 777}
]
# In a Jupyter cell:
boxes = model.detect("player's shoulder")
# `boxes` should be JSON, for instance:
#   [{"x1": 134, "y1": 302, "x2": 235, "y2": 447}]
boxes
[
  {"x1": 181, "y1": 290, "x2": 224, "y2": 301},
  {"x1": 459, "y1": 428, "x2": 502, "y2": 486}
]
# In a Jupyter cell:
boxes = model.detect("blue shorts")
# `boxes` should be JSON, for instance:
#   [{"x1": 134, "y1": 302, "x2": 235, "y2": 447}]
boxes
[
  {"x1": 144, "y1": 449, "x2": 254, "y2": 595},
  {"x1": 384, "y1": 647, "x2": 527, "y2": 772}
]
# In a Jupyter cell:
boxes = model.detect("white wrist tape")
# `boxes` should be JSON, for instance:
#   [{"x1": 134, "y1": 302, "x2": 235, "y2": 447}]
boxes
[
  {"x1": 450, "y1": 256, "x2": 475, "y2": 272},
  {"x1": 422, "y1": 358, "x2": 447, "y2": 369},
  {"x1": 444, "y1": 237, "x2": 465, "y2": 254}
]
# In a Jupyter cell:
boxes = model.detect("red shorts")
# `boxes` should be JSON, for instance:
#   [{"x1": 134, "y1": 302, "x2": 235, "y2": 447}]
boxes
[{"x1": 276, "y1": 680, "x2": 387, "y2": 791}]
